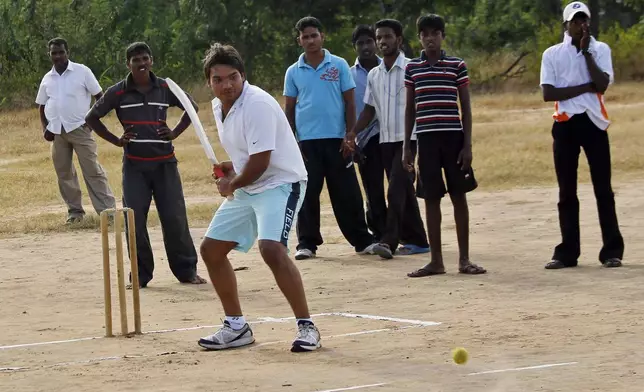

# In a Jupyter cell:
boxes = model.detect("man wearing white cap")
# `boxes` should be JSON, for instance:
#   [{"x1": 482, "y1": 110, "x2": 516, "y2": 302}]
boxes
[{"x1": 540, "y1": 1, "x2": 624, "y2": 270}]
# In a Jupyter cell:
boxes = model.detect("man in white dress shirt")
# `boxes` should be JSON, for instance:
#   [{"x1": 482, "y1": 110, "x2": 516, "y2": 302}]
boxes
[
  {"x1": 35, "y1": 37, "x2": 115, "y2": 224},
  {"x1": 540, "y1": 2, "x2": 624, "y2": 269}
]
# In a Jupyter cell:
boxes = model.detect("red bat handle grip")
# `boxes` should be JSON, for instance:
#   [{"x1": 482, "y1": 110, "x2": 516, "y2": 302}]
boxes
[
  {"x1": 213, "y1": 166, "x2": 234, "y2": 201},
  {"x1": 213, "y1": 167, "x2": 225, "y2": 178}
]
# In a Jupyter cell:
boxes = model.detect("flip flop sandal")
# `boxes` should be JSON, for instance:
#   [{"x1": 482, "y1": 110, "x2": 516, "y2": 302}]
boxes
[
  {"x1": 407, "y1": 267, "x2": 446, "y2": 277},
  {"x1": 458, "y1": 263, "x2": 487, "y2": 274}
]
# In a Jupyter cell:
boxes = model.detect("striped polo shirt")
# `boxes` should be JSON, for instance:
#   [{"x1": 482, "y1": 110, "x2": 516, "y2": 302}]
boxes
[
  {"x1": 89, "y1": 71, "x2": 193, "y2": 165},
  {"x1": 404, "y1": 50, "x2": 469, "y2": 133}
]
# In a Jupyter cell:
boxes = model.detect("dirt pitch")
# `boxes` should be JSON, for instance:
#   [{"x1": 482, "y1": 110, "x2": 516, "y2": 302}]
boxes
[{"x1": 1, "y1": 181, "x2": 643, "y2": 392}]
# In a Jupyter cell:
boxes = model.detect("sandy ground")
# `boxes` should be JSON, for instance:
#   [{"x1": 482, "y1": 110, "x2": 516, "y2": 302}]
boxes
[{"x1": 1, "y1": 180, "x2": 644, "y2": 392}]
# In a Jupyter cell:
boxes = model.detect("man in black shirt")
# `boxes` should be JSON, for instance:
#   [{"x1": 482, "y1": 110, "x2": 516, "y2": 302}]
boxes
[{"x1": 86, "y1": 42, "x2": 206, "y2": 288}]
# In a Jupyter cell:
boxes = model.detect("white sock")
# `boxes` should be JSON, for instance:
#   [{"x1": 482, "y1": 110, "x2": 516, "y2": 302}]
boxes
[
  {"x1": 297, "y1": 318, "x2": 313, "y2": 326},
  {"x1": 225, "y1": 316, "x2": 246, "y2": 330}
]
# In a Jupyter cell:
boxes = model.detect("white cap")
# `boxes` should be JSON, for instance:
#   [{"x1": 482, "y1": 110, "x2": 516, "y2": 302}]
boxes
[{"x1": 563, "y1": 2, "x2": 591, "y2": 22}]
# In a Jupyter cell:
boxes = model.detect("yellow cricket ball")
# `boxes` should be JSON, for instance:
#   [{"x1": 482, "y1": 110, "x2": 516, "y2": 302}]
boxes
[{"x1": 452, "y1": 347, "x2": 468, "y2": 364}]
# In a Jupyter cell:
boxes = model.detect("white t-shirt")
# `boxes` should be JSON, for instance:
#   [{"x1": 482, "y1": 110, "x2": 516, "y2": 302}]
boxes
[
  {"x1": 212, "y1": 82, "x2": 308, "y2": 194},
  {"x1": 35, "y1": 61, "x2": 102, "y2": 134},
  {"x1": 540, "y1": 32, "x2": 614, "y2": 130}
]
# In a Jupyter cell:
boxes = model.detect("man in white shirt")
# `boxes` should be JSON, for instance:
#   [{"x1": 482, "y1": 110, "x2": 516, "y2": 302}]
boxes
[
  {"x1": 197, "y1": 43, "x2": 321, "y2": 353},
  {"x1": 35, "y1": 37, "x2": 115, "y2": 224},
  {"x1": 345, "y1": 19, "x2": 429, "y2": 259},
  {"x1": 540, "y1": 2, "x2": 624, "y2": 269}
]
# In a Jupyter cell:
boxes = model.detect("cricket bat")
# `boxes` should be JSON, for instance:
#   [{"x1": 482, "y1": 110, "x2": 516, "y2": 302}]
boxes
[{"x1": 165, "y1": 78, "x2": 233, "y2": 200}]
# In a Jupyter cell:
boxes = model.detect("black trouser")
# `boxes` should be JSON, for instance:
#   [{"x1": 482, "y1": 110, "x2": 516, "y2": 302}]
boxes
[
  {"x1": 122, "y1": 160, "x2": 198, "y2": 285},
  {"x1": 552, "y1": 113, "x2": 624, "y2": 265},
  {"x1": 356, "y1": 136, "x2": 387, "y2": 241},
  {"x1": 297, "y1": 138, "x2": 375, "y2": 253},
  {"x1": 380, "y1": 141, "x2": 429, "y2": 251}
]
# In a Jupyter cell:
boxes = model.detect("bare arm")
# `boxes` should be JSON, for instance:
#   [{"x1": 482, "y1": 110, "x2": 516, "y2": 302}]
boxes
[
  {"x1": 175, "y1": 93, "x2": 199, "y2": 138},
  {"x1": 171, "y1": 111, "x2": 193, "y2": 138},
  {"x1": 39, "y1": 105, "x2": 48, "y2": 131},
  {"x1": 284, "y1": 97, "x2": 298, "y2": 139},
  {"x1": 457, "y1": 84, "x2": 473, "y2": 171},
  {"x1": 458, "y1": 85, "x2": 472, "y2": 148},
  {"x1": 230, "y1": 151, "x2": 271, "y2": 190},
  {"x1": 158, "y1": 90, "x2": 199, "y2": 140},
  {"x1": 401, "y1": 85, "x2": 417, "y2": 171},
  {"x1": 404, "y1": 86, "x2": 416, "y2": 147},
  {"x1": 583, "y1": 53, "x2": 610, "y2": 94},
  {"x1": 351, "y1": 104, "x2": 376, "y2": 135},
  {"x1": 343, "y1": 89, "x2": 356, "y2": 134},
  {"x1": 542, "y1": 83, "x2": 596, "y2": 102},
  {"x1": 580, "y1": 25, "x2": 610, "y2": 94},
  {"x1": 85, "y1": 113, "x2": 122, "y2": 146}
]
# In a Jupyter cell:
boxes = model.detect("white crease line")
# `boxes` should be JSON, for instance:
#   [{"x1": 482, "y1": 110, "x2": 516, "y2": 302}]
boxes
[
  {"x1": 0, "y1": 336, "x2": 101, "y2": 350},
  {"x1": 467, "y1": 361, "x2": 579, "y2": 376},
  {"x1": 326, "y1": 312, "x2": 441, "y2": 327},
  {"x1": 0, "y1": 315, "x2": 311, "y2": 350},
  {"x1": 0, "y1": 313, "x2": 439, "y2": 351},
  {"x1": 0, "y1": 353, "x2": 178, "y2": 373},
  {"x1": 0, "y1": 366, "x2": 28, "y2": 372},
  {"x1": 252, "y1": 326, "x2": 417, "y2": 348},
  {"x1": 314, "y1": 383, "x2": 389, "y2": 392},
  {"x1": 0, "y1": 325, "x2": 426, "y2": 373}
]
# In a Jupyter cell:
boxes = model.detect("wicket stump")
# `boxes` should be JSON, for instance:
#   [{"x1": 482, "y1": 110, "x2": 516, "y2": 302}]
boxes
[{"x1": 100, "y1": 207, "x2": 141, "y2": 337}]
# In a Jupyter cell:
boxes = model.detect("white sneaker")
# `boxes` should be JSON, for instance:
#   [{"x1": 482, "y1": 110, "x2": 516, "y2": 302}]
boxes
[
  {"x1": 291, "y1": 321, "x2": 321, "y2": 352},
  {"x1": 198, "y1": 320, "x2": 255, "y2": 350},
  {"x1": 295, "y1": 248, "x2": 315, "y2": 260},
  {"x1": 358, "y1": 243, "x2": 393, "y2": 259}
]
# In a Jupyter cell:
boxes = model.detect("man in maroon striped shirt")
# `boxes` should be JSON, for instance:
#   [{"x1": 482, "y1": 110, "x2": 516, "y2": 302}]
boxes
[
  {"x1": 86, "y1": 42, "x2": 207, "y2": 288},
  {"x1": 402, "y1": 15, "x2": 486, "y2": 277}
]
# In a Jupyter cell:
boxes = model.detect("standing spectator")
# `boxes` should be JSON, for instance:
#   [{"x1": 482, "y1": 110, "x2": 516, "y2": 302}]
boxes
[
  {"x1": 283, "y1": 17, "x2": 385, "y2": 260},
  {"x1": 349, "y1": 24, "x2": 387, "y2": 243},
  {"x1": 540, "y1": 2, "x2": 624, "y2": 269},
  {"x1": 403, "y1": 15, "x2": 486, "y2": 277},
  {"x1": 85, "y1": 42, "x2": 207, "y2": 287},
  {"x1": 35, "y1": 37, "x2": 116, "y2": 224},
  {"x1": 346, "y1": 19, "x2": 430, "y2": 259}
]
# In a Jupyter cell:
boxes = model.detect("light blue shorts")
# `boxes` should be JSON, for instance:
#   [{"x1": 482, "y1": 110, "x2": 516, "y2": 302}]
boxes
[{"x1": 205, "y1": 181, "x2": 307, "y2": 253}]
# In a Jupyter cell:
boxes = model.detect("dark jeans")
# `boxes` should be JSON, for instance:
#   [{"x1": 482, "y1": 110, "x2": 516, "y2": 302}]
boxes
[
  {"x1": 297, "y1": 138, "x2": 375, "y2": 253},
  {"x1": 552, "y1": 113, "x2": 624, "y2": 265},
  {"x1": 122, "y1": 160, "x2": 198, "y2": 285},
  {"x1": 356, "y1": 136, "x2": 387, "y2": 241},
  {"x1": 380, "y1": 141, "x2": 429, "y2": 251}
]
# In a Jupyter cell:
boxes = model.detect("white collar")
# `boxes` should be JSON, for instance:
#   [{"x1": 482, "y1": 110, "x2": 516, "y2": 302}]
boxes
[
  {"x1": 378, "y1": 51, "x2": 407, "y2": 71},
  {"x1": 212, "y1": 81, "x2": 251, "y2": 118},
  {"x1": 49, "y1": 60, "x2": 75, "y2": 76}
]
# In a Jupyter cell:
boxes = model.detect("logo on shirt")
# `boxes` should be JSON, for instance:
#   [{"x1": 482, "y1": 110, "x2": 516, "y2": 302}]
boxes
[
  {"x1": 573, "y1": 3, "x2": 581, "y2": 8},
  {"x1": 320, "y1": 67, "x2": 340, "y2": 82}
]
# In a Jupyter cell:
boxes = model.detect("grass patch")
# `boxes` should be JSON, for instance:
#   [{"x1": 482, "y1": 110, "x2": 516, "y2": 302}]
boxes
[
  {"x1": 0, "y1": 201, "x2": 221, "y2": 238},
  {"x1": 1, "y1": 82, "x2": 643, "y2": 236}
]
